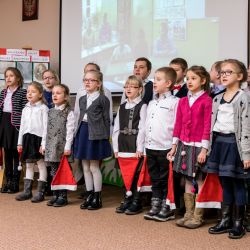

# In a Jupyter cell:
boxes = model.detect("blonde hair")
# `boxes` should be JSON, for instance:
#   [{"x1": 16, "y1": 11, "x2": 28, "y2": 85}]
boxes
[
  {"x1": 155, "y1": 67, "x2": 177, "y2": 90},
  {"x1": 84, "y1": 70, "x2": 104, "y2": 94},
  {"x1": 42, "y1": 69, "x2": 60, "y2": 84}
]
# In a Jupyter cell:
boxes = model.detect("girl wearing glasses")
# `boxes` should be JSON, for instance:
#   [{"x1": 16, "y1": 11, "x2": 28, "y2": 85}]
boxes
[
  {"x1": 207, "y1": 59, "x2": 250, "y2": 239},
  {"x1": 112, "y1": 75, "x2": 147, "y2": 215},
  {"x1": 42, "y1": 69, "x2": 60, "y2": 109},
  {"x1": 74, "y1": 70, "x2": 111, "y2": 210}
]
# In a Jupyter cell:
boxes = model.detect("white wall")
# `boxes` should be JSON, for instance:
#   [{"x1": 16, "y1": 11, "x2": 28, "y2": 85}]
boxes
[{"x1": 0, "y1": 0, "x2": 60, "y2": 71}]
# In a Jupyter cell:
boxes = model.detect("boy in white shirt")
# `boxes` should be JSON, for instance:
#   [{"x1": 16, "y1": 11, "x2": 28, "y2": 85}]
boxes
[{"x1": 144, "y1": 67, "x2": 179, "y2": 221}]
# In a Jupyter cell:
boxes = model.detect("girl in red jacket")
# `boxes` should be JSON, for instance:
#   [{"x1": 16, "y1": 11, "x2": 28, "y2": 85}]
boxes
[{"x1": 167, "y1": 65, "x2": 212, "y2": 229}]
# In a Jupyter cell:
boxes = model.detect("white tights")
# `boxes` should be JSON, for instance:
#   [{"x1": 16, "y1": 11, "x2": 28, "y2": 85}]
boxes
[
  {"x1": 82, "y1": 160, "x2": 102, "y2": 192},
  {"x1": 25, "y1": 159, "x2": 47, "y2": 182}
]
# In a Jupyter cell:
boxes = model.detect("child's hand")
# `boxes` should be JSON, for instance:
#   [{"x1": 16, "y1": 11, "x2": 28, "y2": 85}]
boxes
[
  {"x1": 167, "y1": 145, "x2": 177, "y2": 161},
  {"x1": 40, "y1": 147, "x2": 45, "y2": 155},
  {"x1": 197, "y1": 148, "x2": 207, "y2": 164},
  {"x1": 64, "y1": 150, "x2": 71, "y2": 156},
  {"x1": 243, "y1": 160, "x2": 250, "y2": 169},
  {"x1": 135, "y1": 151, "x2": 143, "y2": 158},
  {"x1": 17, "y1": 145, "x2": 22, "y2": 153},
  {"x1": 114, "y1": 152, "x2": 118, "y2": 158}
]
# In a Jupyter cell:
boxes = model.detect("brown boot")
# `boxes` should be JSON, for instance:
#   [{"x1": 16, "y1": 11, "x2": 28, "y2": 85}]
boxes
[
  {"x1": 176, "y1": 193, "x2": 195, "y2": 227},
  {"x1": 184, "y1": 206, "x2": 204, "y2": 229}
]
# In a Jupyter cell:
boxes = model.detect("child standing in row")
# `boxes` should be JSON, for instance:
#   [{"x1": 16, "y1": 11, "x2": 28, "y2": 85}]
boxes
[
  {"x1": 169, "y1": 58, "x2": 188, "y2": 98},
  {"x1": 0, "y1": 67, "x2": 27, "y2": 193},
  {"x1": 74, "y1": 70, "x2": 111, "y2": 210},
  {"x1": 42, "y1": 69, "x2": 60, "y2": 109},
  {"x1": 144, "y1": 67, "x2": 179, "y2": 221},
  {"x1": 42, "y1": 69, "x2": 60, "y2": 196},
  {"x1": 16, "y1": 82, "x2": 48, "y2": 202},
  {"x1": 112, "y1": 75, "x2": 147, "y2": 214},
  {"x1": 43, "y1": 84, "x2": 75, "y2": 207},
  {"x1": 168, "y1": 66, "x2": 212, "y2": 229},
  {"x1": 207, "y1": 59, "x2": 250, "y2": 239}
]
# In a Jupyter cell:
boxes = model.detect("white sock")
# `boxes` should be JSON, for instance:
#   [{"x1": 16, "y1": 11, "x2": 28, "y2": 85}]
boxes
[
  {"x1": 90, "y1": 160, "x2": 102, "y2": 192},
  {"x1": 82, "y1": 160, "x2": 94, "y2": 191},
  {"x1": 37, "y1": 159, "x2": 47, "y2": 182},
  {"x1": 25, "y1": 163, "x2": 35, "y2": 180}
]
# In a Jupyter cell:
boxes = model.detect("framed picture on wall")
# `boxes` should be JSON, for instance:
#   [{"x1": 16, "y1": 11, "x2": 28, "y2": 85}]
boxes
[
  {"x1": 16, "y1": 62, "x2": 33, "y2": 83},
  {"x1": 33, "y1": 62, "x2": 48, "y2": 83},
  {"x1": 22, "y1": 0, "x2": 39, "y2": 21}
]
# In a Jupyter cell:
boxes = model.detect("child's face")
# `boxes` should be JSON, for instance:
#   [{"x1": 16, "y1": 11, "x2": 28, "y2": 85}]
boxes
[
  {"x1": 5, "y1": 70, "x2": 18, "y2": 88},
  {"x1": 124, "y1": 81, "x2": 142, "y2": 100},
  {"x1": 133, "y1": 60, "x2": 150, "y2": 80},
  {"x1": 169, "y1": 64, "x2": 185, "y2": 84},
  {"x1": 220, "y1": 63, "x2": 242, "y2": 88},
  {"x1": 52, "y1": 86, "x2": 67, "y2": 106},
  {"x1": 43, "y1": 71, "x2": 57, "y2": 90},
  {"x1": 83, "y1": 72, "x2": 101, "y2": 93},
  {"x1": 27, "y1": 85, "x2": 42, "y2": 105},
  {"x1": 186, "y1": 70, "x2": 206, "y2": 94},
  {"x1": 153, "y1": 71, "x2": 172, "y2": 94}
]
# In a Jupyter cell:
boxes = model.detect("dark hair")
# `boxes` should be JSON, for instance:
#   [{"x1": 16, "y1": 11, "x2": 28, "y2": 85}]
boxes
[
  {"x1": 28, "y1": 81, "x2": 47, "y2": 104},
  {"x1": 84, "y1": 62, "x2": 101, "y2": 72},
  {"x1": 221, "y1": 59, "x2": 247, "y2": 83},
  {"x1": 187, "y1": 66, "x2": 210, "y2": 93},
  {"x1": 213, "y1": 60, "x2": 223, "y2": 73},
  {"x1": 170, "y1": 58, "x2": 188, "y2": 72},
  {"x1": 155, "y1": 67, "x2": 177, "y2": 90},
  {"x1": 52, "y1": 83, "x2": 71, "y2": 110},
  {"x1": 4, "y1": 67, "x2": 24, "y2": 87},
  {"x1": 135, "y1": 57, "x2": 152, "y2": 71}
]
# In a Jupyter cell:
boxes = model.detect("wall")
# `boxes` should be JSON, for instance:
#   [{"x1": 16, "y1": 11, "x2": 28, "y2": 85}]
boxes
[{"x1": 0, "y1": 0, "x2": 60, "y2": 72}]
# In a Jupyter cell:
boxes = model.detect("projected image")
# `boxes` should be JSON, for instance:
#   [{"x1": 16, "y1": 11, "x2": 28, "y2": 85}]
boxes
[{"x1": 80, "y1": 0, "x2": 218, "y2": 93}]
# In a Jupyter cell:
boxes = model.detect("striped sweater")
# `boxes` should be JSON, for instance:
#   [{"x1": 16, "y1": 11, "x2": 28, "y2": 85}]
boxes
[{"x1": 0, "y1": 87, "x2": 27, "y2": 130}]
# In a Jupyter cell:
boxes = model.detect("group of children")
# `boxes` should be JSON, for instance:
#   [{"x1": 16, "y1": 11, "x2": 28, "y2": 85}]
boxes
[{"x1": 0, "y1": 56, "x2": 250, "y2": 240}]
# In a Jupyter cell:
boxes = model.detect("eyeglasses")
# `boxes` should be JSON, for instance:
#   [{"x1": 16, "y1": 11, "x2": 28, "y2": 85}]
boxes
[
  {"x1": 43, "y1": 76, "x2": 55, "y2": 80},
  {"x1": 219, "y1": 70, "x2": 239, "y2": 77},
  {"x1": 124, "y1": 86, "x2": 140, "y2": 89},
  {"x1": 83, "y1": 78, "x2": 98, "y2": 83}
]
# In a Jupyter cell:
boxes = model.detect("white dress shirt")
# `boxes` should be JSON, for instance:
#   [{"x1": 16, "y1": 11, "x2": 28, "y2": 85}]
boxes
[
  {"x1": 145, "y1": 91, "x2": 179, "y2": 150},
  {"x1": 83, "y1": 91, "x2": 100, "y2": 121},
  {"x1": 18, "y1": 101, "x2": 48, "y2": 148},
  {"x1": 3, "y1": 88, "x2": 17, "y2": 112},
  {"x1": 112, "y1": 96, "x2": 147, "y2": 153}
]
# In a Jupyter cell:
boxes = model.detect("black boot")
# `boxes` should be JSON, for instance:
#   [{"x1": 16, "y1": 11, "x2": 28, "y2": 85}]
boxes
[
  {"x1": 153, "y1": 200, "x2": 175, "y2": 222},
  {"x1": 144, "y1": 198, "x2": 162, "y2": 220},
  {"x1": 88, "y1": 192, "x2": 102, "y2": 210},
  {"x1": 209, "y1": 204, "x2": 233, "y2": 234},
  {"x1": 125, "y1": 198, "x2": 143, "y2": 215},
  {"x1": 116, "y1": 195, "x2": 133, "y2": 213},
  {"x1": 8, "y1": 174, "x2": 20, "y2": 194},
  {"x1": 53, "y1": 190, "x2": 68, "y2": 207},
  {"x1": 228, "y1": 205, "x2": 246, "y2": 239},
  {"x1": 47, "y1": 191, "x2": 59, "y2": 206},
  {"x1": 243, "y1": 204, "x2": 250, "y2": 232},
  {"x1": 80, "y1": 190, "x2": 94, "y2": 209},
  {"x1": 1, "y1": 178, "x2": 12, "y2": 193},
  {"x1": 15, "y1": 179, "x2": 33, "y2": 201},
  {"x1": 45, "y1": 167, "x2": 53, "y2": 196},
  {"x1": 31, "y1": 181, "x2": 46, "y2": 203}
]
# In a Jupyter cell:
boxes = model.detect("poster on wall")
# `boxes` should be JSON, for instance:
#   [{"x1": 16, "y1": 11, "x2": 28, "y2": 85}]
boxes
[
  {"x1": 0, "y1": 61, "x2": 16, "y2": 79},
  {"x1": 33, "y1": 63, "x2": 49, "y2": 83},
  {"x1": 0, "y1": 80, "x2": 5, "y2": 91},
  {"x1": 16, "y1": 62, "x2": 33, "y2": 83}
]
